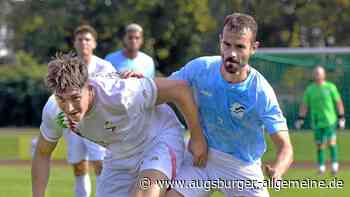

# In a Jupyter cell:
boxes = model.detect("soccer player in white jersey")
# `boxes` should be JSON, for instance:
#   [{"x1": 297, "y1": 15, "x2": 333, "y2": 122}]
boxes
[
  {"x1": 69, "y1": 25, "x2": 116, "y2": 197},
  {"x1": 105, "y1": 23, "x2": 155, "y2": 78},
  {"x1": 31, "y1": 53, "x2": 207, "y2": 197},
  {"x1": 167, "y1": 13, "x2": 294, "y2": 197}
]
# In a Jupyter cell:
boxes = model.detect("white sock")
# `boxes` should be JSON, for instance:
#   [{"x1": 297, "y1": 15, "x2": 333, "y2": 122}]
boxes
[
  {"x1": 319, "y1": 165, "x2": 326, "y2": 173},
  {"x1": 75, "y1": 174, "x2": 91, "y2": 197},
  {"x1": 332, "y1": 162, "x2": 339, "y2": 172}
]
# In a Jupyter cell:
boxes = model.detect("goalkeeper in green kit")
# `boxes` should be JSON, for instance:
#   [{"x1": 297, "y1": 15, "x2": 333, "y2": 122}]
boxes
[{"x1": 295, "y1": 65, "x2": 345, "y2": 175}]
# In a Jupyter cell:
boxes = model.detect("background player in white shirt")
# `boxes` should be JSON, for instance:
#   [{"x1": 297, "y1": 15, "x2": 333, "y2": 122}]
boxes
[
  {"x1": 32, "y1": 53, "x2": 207, "y2": 197},
  {"x1": 66, "y1": 25, "x2": 116, "y2": 197}
]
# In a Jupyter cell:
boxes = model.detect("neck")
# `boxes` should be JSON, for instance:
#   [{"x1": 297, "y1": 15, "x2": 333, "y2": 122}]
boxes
[
  {"x1": 220, "y1": 64, "x2": 249, "y2": 83},
  {"x1": 315, "y1": 79, "x2": 325, "y2": 85},
  {"x1": 123, "y1": 49, "x2": 138, "y2": 59},
  {"x1": 80, "y1": 54, "x2": 93, "y2": 65}
]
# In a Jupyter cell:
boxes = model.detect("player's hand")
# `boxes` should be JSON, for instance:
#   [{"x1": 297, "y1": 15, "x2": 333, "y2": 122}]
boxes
[
  {"x1": 339, "y1": 118, "x2": 346, "y2": 129},
  {"x1": 188, "y1": 135, "x2": 208, "y2": 168},
  {"x1": 121, "y1": 71, "x2": 144, "y2": 79},
  {"x1": 63, "y1": 116, "x2": 79, "y2": 132},
  {"x1": 294, "y1": 119, "x2": 304, "y2": 130},
  {"x1": 264, "y1": 164, "x2": 282, "y2": 185}
]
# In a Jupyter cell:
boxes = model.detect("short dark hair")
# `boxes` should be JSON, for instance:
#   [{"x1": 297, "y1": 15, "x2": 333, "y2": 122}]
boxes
[
  {"x1": 223, "y1": 13, "x2": 257, "y2": 42},
  {"x1": 46, "y1": 52, "x2": 88, "y2": 94},
  {"x1": 74, "y1": 25, "x2": 98, "y2": 40}
]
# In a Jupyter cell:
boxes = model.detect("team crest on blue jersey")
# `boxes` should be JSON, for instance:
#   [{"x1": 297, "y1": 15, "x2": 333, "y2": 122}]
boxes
[{"x1": 230, "y1": 102, "x2": 245, "y2": 119}]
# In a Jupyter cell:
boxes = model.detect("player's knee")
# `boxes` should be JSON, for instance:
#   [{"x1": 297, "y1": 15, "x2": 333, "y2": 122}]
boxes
[
  {"x1": 317, "y1": 143, "x2": 326, "y2": 149},
  {"x1": 328, "y1": 138, "x2": 337, "y2": 146},
  {"x1": 132, "y1": 170, "x2": 168, "y2": 197},
  {"x1": 91, "y1": 160, "x2": 103, "y2": 176},
  {"x1": 73, "y1": 160, "x2": 89, "y2": 176}
]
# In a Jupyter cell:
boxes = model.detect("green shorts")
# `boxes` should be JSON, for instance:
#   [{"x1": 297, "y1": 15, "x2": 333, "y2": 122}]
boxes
[{"x1": 314, "y1": 124, "x2": 337, "y2": 144}]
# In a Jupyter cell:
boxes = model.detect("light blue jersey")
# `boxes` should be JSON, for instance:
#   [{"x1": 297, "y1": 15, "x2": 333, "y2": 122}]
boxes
[
  {"x1": 105, "y1": 50, "x2": 155, "y2": 78},
  {"x1": 169, "y1": 56, "x2": 288, "y2": 164}
]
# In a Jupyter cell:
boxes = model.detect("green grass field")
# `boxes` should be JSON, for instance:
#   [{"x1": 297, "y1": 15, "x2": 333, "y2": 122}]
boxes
[
  {"x1": 2, "y1": 128, "x2": 350, "y2": 162},
  {"x1": 1, "y1": 128, "x2": 350, "y2": 196}
]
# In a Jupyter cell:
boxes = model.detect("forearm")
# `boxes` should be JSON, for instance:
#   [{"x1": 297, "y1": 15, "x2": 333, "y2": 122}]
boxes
[
  {"x1": 298, "y1": 103, "x2": 308, "y2": 117},
  {"x1": 271, "y1": 132, "x2": 293, "y2": 177},
  {"x1": 32, "y1": 153, "x2": 51, "y2": 197},
  {"x1": 174, "y1": 84, "x2": 203, "y2": 139},
  {"x1": 31, "y1": 134, "x2": 56, "y2": 197},
  {"x1": 336, "y1": 100, "x2": 345, "y2": 116},
  {"x1": 273, "y1": 142, "x2": 293, "y2": 176}
]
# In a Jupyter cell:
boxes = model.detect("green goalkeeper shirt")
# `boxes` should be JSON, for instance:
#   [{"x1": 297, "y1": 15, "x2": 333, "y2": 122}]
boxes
[{"x1": 303, "y1": 81, "x2": 341, "y2": 129}]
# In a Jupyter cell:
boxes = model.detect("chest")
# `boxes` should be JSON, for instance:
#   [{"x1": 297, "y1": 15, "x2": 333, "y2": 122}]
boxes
[
  {"x1": 77, "y1": 109, "x2": 130, "y2": 147},
  {"x1": 194, "y1": 79, "x2": 260, "y2": 128},
  {"x1": 309, "y1": 87, "x2": 332, "y2": 102}
]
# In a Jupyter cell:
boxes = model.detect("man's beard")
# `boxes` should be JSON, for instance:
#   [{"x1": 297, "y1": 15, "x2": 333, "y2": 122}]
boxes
[{"x1": 223, "y1": 56, "x2": 243, "y2": 75}]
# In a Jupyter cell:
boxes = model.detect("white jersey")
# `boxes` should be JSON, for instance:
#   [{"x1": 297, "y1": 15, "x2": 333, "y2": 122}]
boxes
[
  {"x1": 40, "y1": 76, "x2": 183, "y2": 159},
  {"x1": 88, "y1": 55, "x2": 116, "y2": 75}
]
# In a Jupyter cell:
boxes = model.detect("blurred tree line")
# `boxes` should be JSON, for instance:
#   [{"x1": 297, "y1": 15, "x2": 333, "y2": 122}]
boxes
[
  {"x1": 2, "y1": 0, "x2": 350, "y2": 126},
  {"x1": 7, "y1": 0, "x2": 350, "y2": 73}
]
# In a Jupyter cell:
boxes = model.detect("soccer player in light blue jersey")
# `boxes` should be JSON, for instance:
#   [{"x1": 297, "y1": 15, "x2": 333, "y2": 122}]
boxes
[
  {"x1": 167, "y1": 13, "x2": 293, "y2": 197},
  {"x1": 105, "y1": 23, "x2": 155, "y2": 78}
]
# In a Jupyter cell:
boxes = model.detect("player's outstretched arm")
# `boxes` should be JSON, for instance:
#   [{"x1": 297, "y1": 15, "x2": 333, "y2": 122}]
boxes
[
  {"x1": 154, "y1": 78, "x2": 208, "y2": 167},
  {"x1": 32, "y1": 134, "x2": 57, "y2": 197},
  {"x1": 265, "y1": 131, "x2": 293, "y2": 180},
  {"x1": 295, "y1": 103, "x2": 308, "y2": 129}
]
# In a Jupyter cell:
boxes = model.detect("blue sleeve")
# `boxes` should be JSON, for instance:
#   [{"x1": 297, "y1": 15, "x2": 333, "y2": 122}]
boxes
[
  {"x1": 168, "y1": 58, "x2": 202, "y2": 86},
  {"x1": 105, "y1": 53, "x2": 122, "y2": 72},
  {"x1": 105, "y1": 54, "x2": 112, "y2": 62},
  {"x1": 259, "y1": 81, "x2": 288, "y2": 134}
]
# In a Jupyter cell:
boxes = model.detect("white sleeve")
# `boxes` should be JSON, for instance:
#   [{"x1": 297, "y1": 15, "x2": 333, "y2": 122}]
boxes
[
  {"x1": 119, "y1": 77, "x2": 157, "y2": 114},
  {"x1": 39, "y1": 97, "x2": 63, "y2": 142},
  {"x1": 101, "y1": 61, "x2": 117, "y2": 73}
]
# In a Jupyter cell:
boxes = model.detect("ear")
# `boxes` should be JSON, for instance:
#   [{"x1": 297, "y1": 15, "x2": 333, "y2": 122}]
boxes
[
  {"x1": 93, "y1": 39, "x2": 97, "y2": 50},
  {"x1": 250, "y1": 41, "x2": 259, "y2": 55},
  {"x1": 219, "y1": 33, "x2": 223, "y2": 42}
]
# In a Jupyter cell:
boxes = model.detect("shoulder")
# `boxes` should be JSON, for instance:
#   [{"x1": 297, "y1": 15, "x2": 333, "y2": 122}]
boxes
[
  {"x1": 105, "y1": 50, "x2": 122, "y2": 60},
  {"x1": 94, "y1": 55, "x2": 114, "y2": 66},
  {"x1": 42, "y1": 95, "x2": 63, "y2": 122},
  {"x1": 186, "y1": 56, "x2": 221, "y2": 71},
  {"x1": 91, "y1": 56, "x2": 116, "y2": 73},
  {"x1": 250, "y1": 68, "x2": 279, "y2": 102},
  {"x1": 325, "y1": 81, "x2": 337, "y2": 88},
  {"x1": 139, "y1": 51, "x2": 153, "y2": 59},
  {"x1": 304, "y1": 83, "x2": 315, "y2": 93},
  {"x1": 90, "y1": 76, "x2": 155, "y2": 109},
  {"x1": 138, "y1": 52, "x2": 154, "y2": 63},
  {"x1": 251, "y1": 68, "x2": 273, "y2": 91}
]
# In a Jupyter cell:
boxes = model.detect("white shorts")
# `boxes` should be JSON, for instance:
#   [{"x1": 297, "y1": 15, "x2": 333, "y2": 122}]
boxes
[
  {"x1": 64, "y1": 131, "x2": 106, "y2": 164},
  {"x1": 96, "y1": 127, "x2": 185, "y2": 197},
  {"x1": 172, "y1": 148, "x2": 269, "y2": 197}
]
